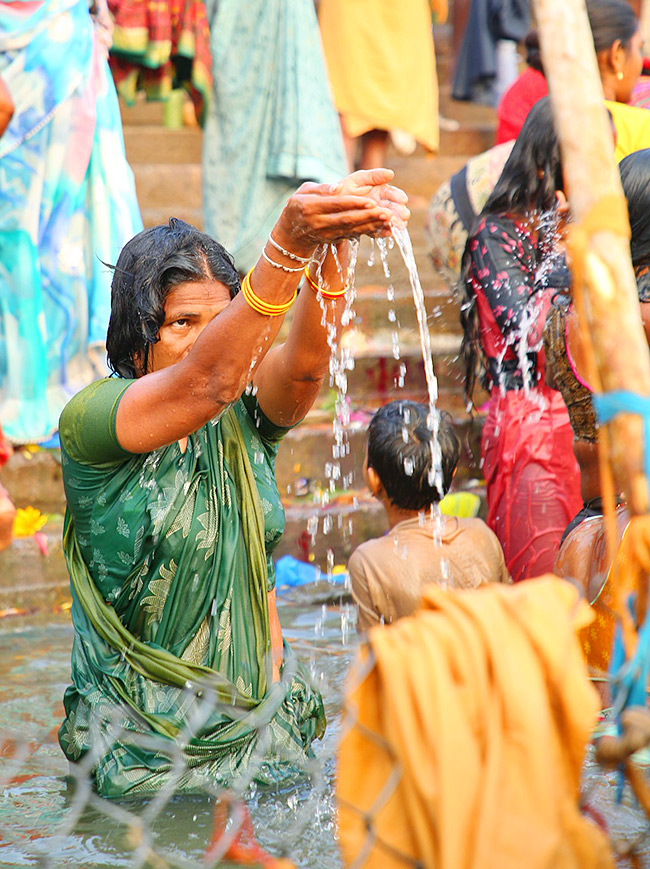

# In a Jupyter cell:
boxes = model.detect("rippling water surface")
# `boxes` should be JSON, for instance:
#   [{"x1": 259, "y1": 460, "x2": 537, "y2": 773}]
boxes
[{"x1": 0, "y1": 595, "x2": 357, "y2": 868}]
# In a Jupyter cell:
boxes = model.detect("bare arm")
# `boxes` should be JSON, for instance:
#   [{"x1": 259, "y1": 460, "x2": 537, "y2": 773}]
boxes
[
  {"x1": 253, "y1": 172, "x2": 410, "y2": 426},
  {"x1": 115, "y1": 176, "x2": 401, "y2": 453},
  {"x1": 251, "y1": 243, "x2": 349, "y2": 426}
]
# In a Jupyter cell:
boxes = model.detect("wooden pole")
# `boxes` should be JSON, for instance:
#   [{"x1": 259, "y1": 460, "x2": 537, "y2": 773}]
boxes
[
  {"x1": 641, "y1": 0, "x2": 650, "y2": 53},
  {"x1": 534, "y1": 0, "x2": 650, "y2": 517}
]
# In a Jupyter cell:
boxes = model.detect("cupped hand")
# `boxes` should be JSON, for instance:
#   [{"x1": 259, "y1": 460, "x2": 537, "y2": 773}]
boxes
[
  {"x1": 329, "y1": 169, "x2": 410, "y2": 225},
  {"x1": 276, "y1": 168, "x2": 410, "y2": 252}
]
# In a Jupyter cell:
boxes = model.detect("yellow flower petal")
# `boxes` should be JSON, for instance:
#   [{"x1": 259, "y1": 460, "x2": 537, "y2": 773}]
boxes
[{"x1": 13, "y1": 506, "x2": 48, "y2": 538}]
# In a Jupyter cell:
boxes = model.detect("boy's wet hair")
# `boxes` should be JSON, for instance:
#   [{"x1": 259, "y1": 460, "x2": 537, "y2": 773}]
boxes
[
  {"x1": 367, "y1": 401, "x2": 460, "y2": 511},
  {"x1": 106, "y1": 218, "x2": 240, "y2": 379}
]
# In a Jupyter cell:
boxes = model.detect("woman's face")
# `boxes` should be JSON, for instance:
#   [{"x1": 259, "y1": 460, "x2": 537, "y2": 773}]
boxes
[
  {"x1": 145, "y1": 278, "x2": 232, "y2": 374},
  {"x1": 615, "y1": 28, "x2": 644, "y2": 102}
]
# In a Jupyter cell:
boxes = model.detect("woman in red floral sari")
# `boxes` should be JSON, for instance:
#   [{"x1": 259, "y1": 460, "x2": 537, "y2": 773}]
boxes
[{"x1": 461, "y1": 98, "x2": 581, "y2": 582}]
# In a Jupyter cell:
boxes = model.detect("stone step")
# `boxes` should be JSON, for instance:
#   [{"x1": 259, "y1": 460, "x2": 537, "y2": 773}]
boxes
[
  {"x1": 276, "y1": 490, "x2": 387, "y2": 566},
  {"x1": 120, "y1": 97, "x2": 165, "y2": 126},
  {"x1": 275, "y1": 410, "x2": 482, "y2": 497},
  {"x1": 1, "y1": 449, "x2": 63, "y2": 514},
  {"x1": 341, "y1": 332, "x2": 463, "y2": 399},
  {"x1": 351, "y1": 282, "x2": 461, "y2": 335},
  {"x1": 124, "y1": 125, "x2": 202, "y2": 165},
  {"x1": 0, "y1": 522, "x2": 67, "y2": 612},
  {"x1": 141, "y1": 205, "x2": 204, "y2": 230},
  {"x1": 132, "y1": 163, "x2": 201, "y2": 210},
  {"x1": 438, "y1": 124, "x2": 496, "y2": 157}
]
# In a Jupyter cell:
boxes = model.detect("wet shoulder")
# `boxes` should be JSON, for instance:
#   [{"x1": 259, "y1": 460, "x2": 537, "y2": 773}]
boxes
[
  {"x1": 349, "y1": 535, "x2": 387, "y2": 565},
  {"x1": 454, "y1": 517, "x2": 505, "y2": 554}
]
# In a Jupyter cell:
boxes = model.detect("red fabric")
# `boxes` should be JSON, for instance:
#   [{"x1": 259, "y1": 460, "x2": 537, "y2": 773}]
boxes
[
  {"x1": 108, "y1": 0, "x2": 212, "y2": 124},
  {"x1": 482, "y1": 385, "x2": 582, "y2": 583},
  {"x1": 0, "y1": 424, "x2": 11, "y2": 468},
  {"x1": 630, "y1": 77, "x2": 650, "y2": 110},
  {"x1": 469, "y1": 216, "x2": 552, "y2": 369},
  {"x1": 496, "y1": 68, "x2": 548, "y2": 145}
]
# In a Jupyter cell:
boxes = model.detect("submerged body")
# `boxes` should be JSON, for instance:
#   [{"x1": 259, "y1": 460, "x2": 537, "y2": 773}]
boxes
[
  {"x1": 59, "y1": 380, "x2": 323, "y2": 796},
  {"x1": 54, "y1": 168, "x2": 410, "y2": 796}
]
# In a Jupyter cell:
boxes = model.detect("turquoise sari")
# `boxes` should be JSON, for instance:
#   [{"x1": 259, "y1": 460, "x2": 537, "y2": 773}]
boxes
[
  {"x1": 202, "y1": 0, "x2": 347, "y2": 273},
  {"x1": 0, "y1": 0, "x2": 143, "y2": 443}
]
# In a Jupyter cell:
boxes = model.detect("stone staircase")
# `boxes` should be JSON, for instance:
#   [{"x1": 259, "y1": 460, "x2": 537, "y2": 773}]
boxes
[{"x1": 0, "y1": 26, "x2": 497, "y2": 607}]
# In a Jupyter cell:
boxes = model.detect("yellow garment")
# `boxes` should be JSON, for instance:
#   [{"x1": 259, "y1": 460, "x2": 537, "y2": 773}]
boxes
[
  {"x1": 337, "y1": 577, "x2": 613, "y2": 869},
  {"x1": 605, "y1": 100, "x2": 650, "y2": 161},
  {"x1": 319, "y1": 0, "x2": 441, "y2": 151}
]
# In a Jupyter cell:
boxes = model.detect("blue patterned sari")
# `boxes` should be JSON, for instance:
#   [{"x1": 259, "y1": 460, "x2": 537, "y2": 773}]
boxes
[{"x1": 0, "y1": 0, "x2": 143, "y2": 443}]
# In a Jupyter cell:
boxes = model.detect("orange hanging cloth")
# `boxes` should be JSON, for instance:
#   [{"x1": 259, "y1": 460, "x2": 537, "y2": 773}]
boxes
[{"x1": 337, "y1": 578, "x2": 614, "y2": 868}]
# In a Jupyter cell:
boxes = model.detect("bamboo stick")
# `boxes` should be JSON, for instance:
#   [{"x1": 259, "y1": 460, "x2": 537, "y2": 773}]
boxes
[
  {"x1": 641, "y1": 0, "x2": 650, "y2": 51},
  {"x1": 534, "y1": 0, "x2": 650, "y2": 516}
]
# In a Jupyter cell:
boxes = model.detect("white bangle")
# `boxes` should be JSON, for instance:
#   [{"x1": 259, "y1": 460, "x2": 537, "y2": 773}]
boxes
[
  {"x1": 261, "y1": 248, "x2": 305, "y2": 272},
  {"x1": 267, "y1": 232, "x2": 312, "y2": 264}
]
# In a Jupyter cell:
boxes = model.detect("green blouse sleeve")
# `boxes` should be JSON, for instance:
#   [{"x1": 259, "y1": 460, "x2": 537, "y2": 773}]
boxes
[
  {"x1": 239, "y1": 389, "x2": 296, "y2": 447},
  {"x1": 59, "y1": 377, "x2": 137, "y2": 465}
]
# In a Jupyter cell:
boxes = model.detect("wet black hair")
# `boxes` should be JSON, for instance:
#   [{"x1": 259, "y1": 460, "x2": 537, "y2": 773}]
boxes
[
  {"x1": 587, "y1": 0, "x2": 638, "y2": 55},
  {"x1": 481, "y1": 96, "x2": 563, "y2": 218},
  {"x1": 367, "y1": 401, "x2": 460, "y2": 511},
  {"x1": 106, "y1": 218, "x2": 240, "y2": 378},
  {"x1": 620, "y1": 148, "x2": 650, "y2": 300},
  {"x1": 524, "y1": 30, "x2": 544, "y2": 75},
  {"x1": 460, "y1": 97, "x2": 562, "y2": 407},
  {"x1": 620, "y1": 149, "x2": 650, "y2": 266}
]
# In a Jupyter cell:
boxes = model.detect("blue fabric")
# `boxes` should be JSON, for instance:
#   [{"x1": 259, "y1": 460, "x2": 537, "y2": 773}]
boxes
[
  {"x1": 274, "y1": 554, "x2": 347, "y2": 589},
  {"x1": 594, "y1": 389, "x2": 650, "y2": 790},
  {"x1": 593, "y1": 390, "x2": 650, "y2": 485},
  {"x1": 201, "y1": 0, "x2": 347, "y2": 273},
  {"x1": 0, "y1": 0, "x2": 143, "y2": 443}
]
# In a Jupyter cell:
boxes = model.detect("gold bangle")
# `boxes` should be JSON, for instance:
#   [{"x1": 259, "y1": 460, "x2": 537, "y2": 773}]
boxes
[
  {"x1": 241, "y1": 268, "x2": 297, "y2": 317},
  {"x1": 303, "y1": 265, "x2": 348, "y2": 300}
]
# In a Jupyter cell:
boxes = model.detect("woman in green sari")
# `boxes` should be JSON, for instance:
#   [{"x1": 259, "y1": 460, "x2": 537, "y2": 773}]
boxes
[{"x1": 57, "y1": 169, "x2": 409, "y2": 798}]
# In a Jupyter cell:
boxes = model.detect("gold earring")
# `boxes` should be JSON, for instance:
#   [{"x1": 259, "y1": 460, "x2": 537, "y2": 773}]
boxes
[{"x1": 617, "y1": 70, "x2": 624, "y2": 80}]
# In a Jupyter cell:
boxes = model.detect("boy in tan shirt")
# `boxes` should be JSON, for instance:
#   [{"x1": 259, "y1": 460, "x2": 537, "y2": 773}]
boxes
[{"x1": 349, "y1": 401, "x2": 510, "y2": 631}]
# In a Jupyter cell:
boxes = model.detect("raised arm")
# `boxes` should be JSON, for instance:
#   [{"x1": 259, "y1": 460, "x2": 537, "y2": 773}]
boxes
[
  {"x1": 252, "y1": 170, "x2": 410, "y2": 426},
  {"x1": 115, "y1": 172, "x2": 406, "y2": 453}
]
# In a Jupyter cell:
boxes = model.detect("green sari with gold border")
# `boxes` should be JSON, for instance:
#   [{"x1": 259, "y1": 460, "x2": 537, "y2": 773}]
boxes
[{"x1": 57, "y1": 378, "x2": 325, "y2": 798}]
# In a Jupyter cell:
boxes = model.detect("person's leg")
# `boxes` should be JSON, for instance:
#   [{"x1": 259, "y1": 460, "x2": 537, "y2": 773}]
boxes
[
  {"x1": 359, "y1": 129, "x2": 389, "y2": 170},
  {"x1": 451, "y1": 0, "x2": 472, "y2": 84},
  {"x1": 494, "y1": 39, "x2": 519, "y2": 106},
  {"x1": 340, "y1": 117, "x2": 356, "y2": 172},
  {"x1": 0, "y1": 483, "x2": 15, "y2": 551}
]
